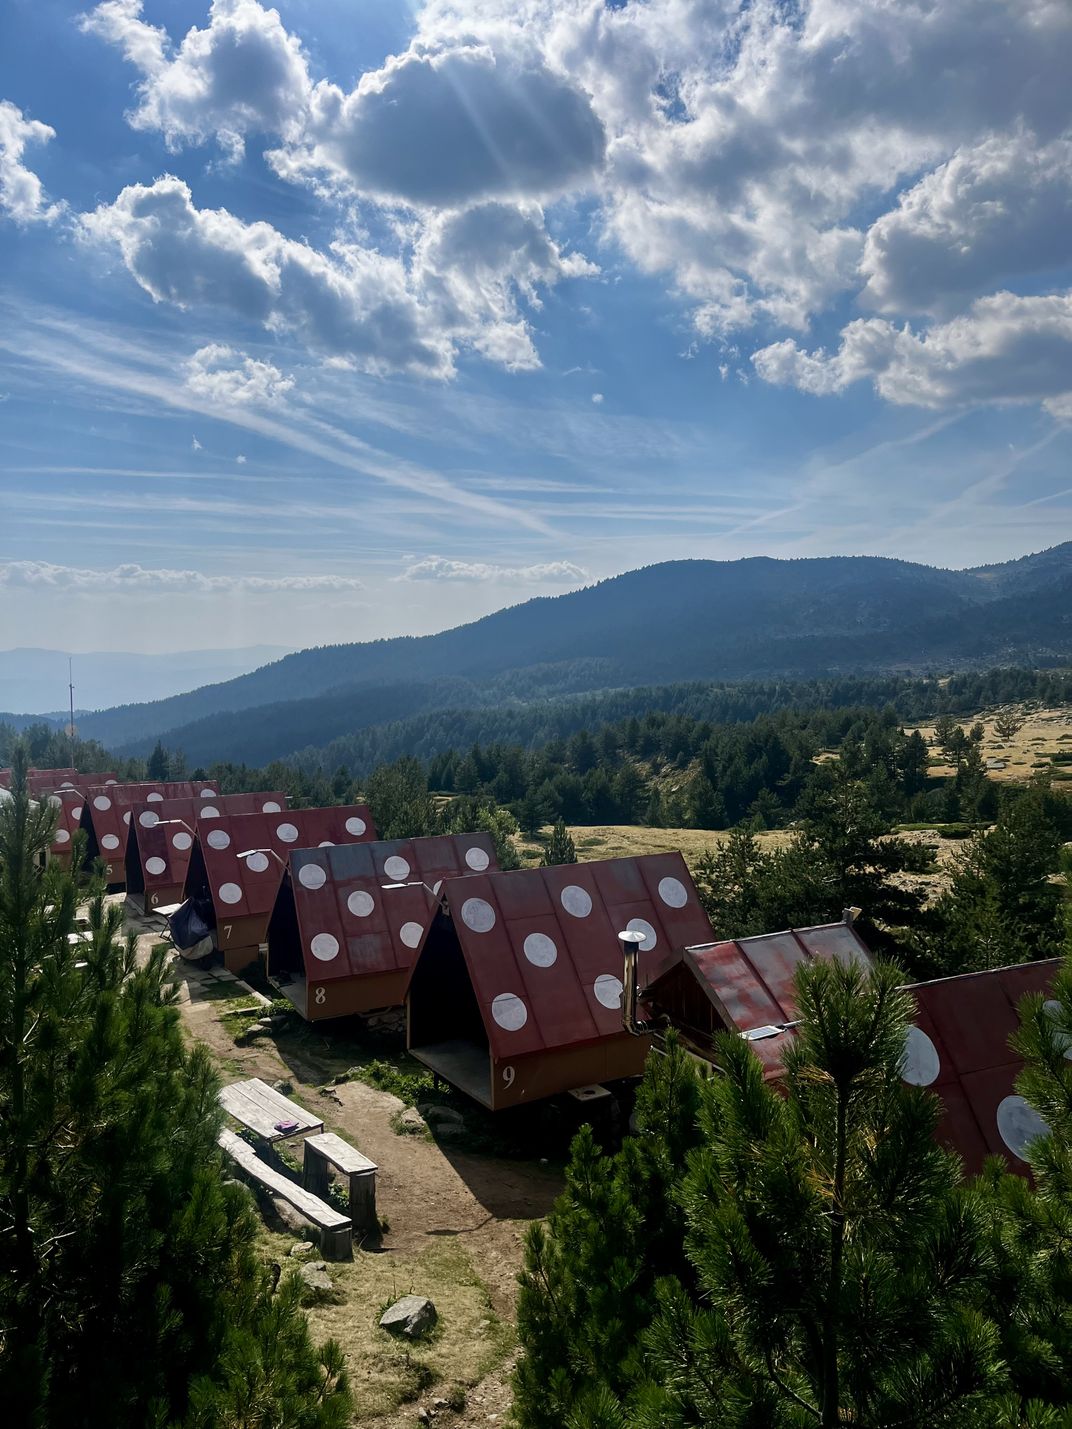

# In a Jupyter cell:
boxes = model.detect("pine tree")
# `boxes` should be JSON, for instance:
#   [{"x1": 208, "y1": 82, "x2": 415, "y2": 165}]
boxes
[
  {"x1": 147, "y1": 739, "x2": 170, "y2": 780},
  {"x1": 541, "y1": 817, "x2": 577, "y2": 866},
  {"x1": 0, "y1": 752, "x2": 351, "y2": 1426},
  {"x1": 636, "y1": 959, "x2": 1007, "y2": 1428},
  {"x1": 514, "y1": 1034, "x2": 702, "y2": 1428}
]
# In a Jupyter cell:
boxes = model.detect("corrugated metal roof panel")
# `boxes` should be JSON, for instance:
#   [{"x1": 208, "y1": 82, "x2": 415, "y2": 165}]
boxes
[
  {"x1": 442, "y1": 853, "x2": 713, "y2": 1061},
  {"x1": 287, "y1": 833, "x2": 497, "y2": 984},
  {"x1": 195, "y1": 804, "x2": 377, "y2": 925},
  {"x1": 131, "y1": 791, "x2": 289, "y2": 901},
  {"x1": 903, "y1": 960, "x2": 1059, "y2": 1173},
  {"x1": 83, "y1": 779, "x2": 223, "y2": 860}
]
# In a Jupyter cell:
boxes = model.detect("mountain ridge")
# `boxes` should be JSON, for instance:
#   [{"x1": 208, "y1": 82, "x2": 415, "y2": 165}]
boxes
[{"x1": 27, "y1": 545, "x2": 1072, "y2": 763}]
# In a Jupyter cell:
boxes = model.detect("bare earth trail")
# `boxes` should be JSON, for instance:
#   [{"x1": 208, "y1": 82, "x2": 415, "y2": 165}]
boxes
[{"x1": 131, "y1": 920, "x2": 559, "y2": 1426}]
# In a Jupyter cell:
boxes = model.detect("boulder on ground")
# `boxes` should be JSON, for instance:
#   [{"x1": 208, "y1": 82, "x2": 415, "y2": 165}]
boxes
[
  {"x1": 266, "y1": 1193, "x2": 319, "y2": 1239},
  {"x1": 418, "y1": 1103, "x2": 464, "y2": 1128},
  {"x1": 379, "y1": 1294, "x2": 437, "y2": 1339},
  {"x1": 289, "y1": 1240, "x2": 316, "y2": 1259},
  {"x1": 397, "y1": 1106, "x2": 427, "y2": 1133},
  {"x1": 298, "y1": 1260, "x2": 343, "y2": 1307}
]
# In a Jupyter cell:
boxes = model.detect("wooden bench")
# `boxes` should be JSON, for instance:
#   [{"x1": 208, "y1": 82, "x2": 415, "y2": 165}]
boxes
[
  {"x1": 219, "y1": 1078, "x2": 324, "y2": 1142},
  {"x1": 218, "y1": 1128, "x2": 352, "y2": 1260},
  {"x1": 303, "y1": 1132, "x2": 378, "y2": 1234}
]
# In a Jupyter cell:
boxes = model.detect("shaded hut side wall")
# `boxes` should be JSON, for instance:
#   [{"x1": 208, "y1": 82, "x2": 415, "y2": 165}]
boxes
[
  {"x1": 644, "y1": 961, "x2": 722, "y2": 1046},
  {"x1": 267, "y1": 880, "x2": 304, "y2": 980},
  {"x1": 124, "y1": 830, "x2": 145, "y2": 898},
  {"x1": 408, "y1": 916, "x2": 488, "y2": 1054}
]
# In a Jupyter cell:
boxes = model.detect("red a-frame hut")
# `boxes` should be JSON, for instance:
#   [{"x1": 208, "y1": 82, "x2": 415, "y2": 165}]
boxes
[
  {"x1": 181, "y1": 805, "x2": 377, "y2": 971},
  {"x1": 80, "y1": 779, "x2": 223, "y2": 887},
  {"x1": 406, "y1": 853, "x2": 714, "y2": 1110},
  {"x1": 125, "y1": 790, "x2": 289, "y2": 912},
  {"x1": 265, "y1": 832, "x2": 500, "y2": 1020}
]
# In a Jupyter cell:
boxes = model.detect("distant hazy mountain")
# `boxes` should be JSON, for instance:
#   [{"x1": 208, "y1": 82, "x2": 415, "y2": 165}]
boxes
[
  {"x1": 0, "y1": 646, "x2": 292, "y2": 717},
  {"x1": 68, "y1": 546, "x2": 1072, "y2": 764}
]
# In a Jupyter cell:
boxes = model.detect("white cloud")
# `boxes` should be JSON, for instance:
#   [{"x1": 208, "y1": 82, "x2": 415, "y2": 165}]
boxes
[
  {"x1": 0, "y1": 560, "x2": 364, "y2": 593},
  {"x1": 185, "y1": 342, "x2": 293, "y2": 403},
  {"x1": 81, "y1": 175, "x2": 456, "y2": 377},
  {"x1": 400, "y1": 556, "x2": 589, "y2": 584},
  {"x1": 79, "y1": 0, "x2": 310, "y2": 159},
  {"x1": 752, "y1": 292, "x2": 1072, "y2": 412},
  {"x1": 591, "y1": 392, "x2": 603, "y2": 404},
  {"x1": 861, "y1": 133, "x2": 1072, "y2": 316},
  {"x1": 0, "y1": 100, "x2": 62, "y2": 224},
  {"x1": 274, "y1": 40, "x2": 605, "y2": 207}
]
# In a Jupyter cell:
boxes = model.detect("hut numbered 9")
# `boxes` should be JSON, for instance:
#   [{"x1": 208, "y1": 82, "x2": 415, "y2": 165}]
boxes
[{"x1": 406, "y1": 853, "x2": 714, "y2": 1110}]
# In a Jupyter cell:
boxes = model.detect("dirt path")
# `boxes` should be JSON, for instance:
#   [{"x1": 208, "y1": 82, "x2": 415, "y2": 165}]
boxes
[{"x1": 134, "y1": 921, "x2": 560, "y2": 1426}]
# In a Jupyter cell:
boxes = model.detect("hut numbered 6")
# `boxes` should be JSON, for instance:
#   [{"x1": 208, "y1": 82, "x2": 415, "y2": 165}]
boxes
[
  {"x1": 180, "y1": 804, "x2": 377, "y2": 971},
  {"x1": 266, "y1": 832, "x2": 500, "y2": 1020},
  {"x1": 125, "y1": 791, "x2": 289, "y2": 912},
  {"x1": 406, "y1": 853, "x2": 715, "y2": 1110}
]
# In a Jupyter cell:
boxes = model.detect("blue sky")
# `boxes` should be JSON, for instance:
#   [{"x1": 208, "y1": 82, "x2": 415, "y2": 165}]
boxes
[{"x1": 1, "y1": 0, "x2": 1070, "y2": 654}]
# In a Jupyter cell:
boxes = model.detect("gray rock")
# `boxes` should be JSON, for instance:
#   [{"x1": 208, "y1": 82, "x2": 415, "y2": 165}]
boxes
[
  {"x1": 397, "y1": 1107, "x2": 427, "y2": 1133},
  {"x1": 380, "y1": 1294, "x2": 437, "y2": 1339},
  {"x1": 267, "y1": 1194, "x2": 319, "y2": 1238},
  {"x1": 419, "y1": 1103, "x2": 464, "y2": 1128},
  {"x1": 298, "y1": 1260, "x2": 343, "y2": 1307},
  {"x1": 289, "y1": 1240, "x2": 317, "y2": 1259}
]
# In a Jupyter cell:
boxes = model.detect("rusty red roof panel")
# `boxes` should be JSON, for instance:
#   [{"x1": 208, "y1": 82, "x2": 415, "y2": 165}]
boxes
[
  {"x1": 130, "y1": 791, "x2": 289, "y2": 901},
  {"x1": 441, "y1": 853, "x2": 713, "y2": 1061},
  {"x1": 902, "y1": 960, "x2": 1058, "y2": 1174},
  {"x1": 83, "y1": 779, "x2": 224, "y2": 860},
  {"x1": 287, "y1": 834, "x2": 497, "y2": 984},
  {"x1": 43, "y1": 787, "x2": 91, "y2": 856},
  {"x1": 29, "y1": 770, "x2": 118, "y2": 796},
  {"x1": 195, "y1": 804, "x2": 377, "y2": 924}
]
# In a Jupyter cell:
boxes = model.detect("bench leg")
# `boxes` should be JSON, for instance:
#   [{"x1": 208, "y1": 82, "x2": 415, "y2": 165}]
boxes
[
  {"x1": 349, "y1": 1171, "x2": 377, "y2": 1233},
  {"x1": 320, "y1": 1225, "x2": 352, "y2": 1261},
  {"x1": 302, "y1": 1145, "x2": 330, "y2": 1199}
]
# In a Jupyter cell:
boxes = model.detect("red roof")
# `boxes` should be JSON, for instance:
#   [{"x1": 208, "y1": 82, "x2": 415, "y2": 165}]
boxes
[
  {"x1": 652, "y1": 922, "x2": 874, "y2": 1077},
  {"x1": 83, "y1": 779, "x2": 223, "y2": 860},
  {"x1": 129, "y1": 791, "x2": 289, "y2": 900},
  {"x1": 43, "y1": 787, "x2": 95, "y2": 856},
  {"x1": 194, "y1": 804, "x2": 377, "y2": 924},
  {"x1": 903, "y1": 960, "x2": 1058, "y2": 1174},
  {"x1": 30, "y1": 770, "x2": 118, "y2": 797},
  {"x1": 439, "y1": 854, "x2": 714, "y2": 1061},
  {"x1": 286, "y1": 833, "x2": 498, "y2": 984}
]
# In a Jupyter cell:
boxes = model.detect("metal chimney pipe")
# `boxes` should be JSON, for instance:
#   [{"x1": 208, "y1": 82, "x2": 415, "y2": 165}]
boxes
[{"x1": 619, "y1": 928, "x2": 647, "y2": 1038}]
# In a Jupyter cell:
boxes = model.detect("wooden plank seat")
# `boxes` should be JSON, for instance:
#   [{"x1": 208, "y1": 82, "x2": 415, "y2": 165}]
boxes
[
  {"x1": 218, "y1": 1128, "x2": 352, "y2": 1260},
  {"x1": 303, "y1": 1132, "x2": 379, "y2": 1233},
  {"x1": 219, "y1": 1077, "x2": 324, "y2": 1142}
]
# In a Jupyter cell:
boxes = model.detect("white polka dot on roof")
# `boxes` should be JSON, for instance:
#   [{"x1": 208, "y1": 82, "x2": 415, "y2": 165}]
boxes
[
  {"x1": 147, "y1": 792, "x2": 163, "y2": 803},
  {"x1": 399, "y1": 921, "x2": 424, "y2": 948},
  {"x1": 54, "y1": 828, "x2": 70, "y2": 845},
  {"x1": 93, "y1": 796, "x2": 111, "y2": 811},
  {"x1": 145, "y1": 856, "x2": 167, "y2": 877},
  {"x1": 105, "y1": 779, "x2": 118, "y2": 786},
  {"x1": 219, "y1": 882, "x2": 243, "y2": 905},
  {"x1": 627, "y1": 917, "x2": 657, "y2": 952},
  {"x1": 71, "y1": 806, "x2": 82, "y2": 821},
  {"x1": 996, "y1": 1095, "x2": 1049, "y2": 1161},
  {"x1": 465, "y1": 846, "x2": 490, "y2": 871},
  {"x1": 1043, "y1": 1000, "x2": 1072, "y2": 1060},
  {"x1": 59, "y1": 781, "x2": 74, "y2": 789},
  {"x1": 560, "y1": 885, "x2": 592, "y2": 918},
  {"x1": 200, "y1": 806, "x2": 220, "y2": 819},
  {"x1": 200, "y1": 789, "x2": 216, "y2": 798},
  {"x1": 594, "y1": 974, "x2": 624, "y2": 1009},
  {"x1": 245, "y1": 852, "x2": 270, "y2": 873},
  {"x1": 523, "y1": 932, "x2": 557, "y2": 968},
  {"x1": 123, "y1": 812, "x2": 131, "y2": 825},
  {"x1": 901, "y1": 1026, "x2": 940, "y2": 1086},
  {"x1": 347, "y1": 890, "x2": 375, "y2": 918},
  {"x1": 48, "y1": 794, "x2": 62, "y2": 808},
  {"x1": 318, "y1": 841, "x2": 334, "y2": 848},
  {"x1": 658, "y1": 876, "x2": 688, "y2": 908},
  {"x1": 172, "y1": 831, "x2": 193, "y2": 851},
  {"x1": 101, "y1": 834, "x2": 120, "y2": 851},
  {"x1": 491, "y1": 992, "x2": 528, "y2": 1031},
  {"x1": 384, "y1": 855, "x2": 410, "y2": 882},
  {"x1": 345, "y1": 816, "x2": 366, "y2": 836},
  {"x1": 262, "y1": 801, "x2": 282, "y2": 813},
  {"x1": 207, "y1": 829, "x2": 231, "y2": 851},
  {"x1": 277, "y1": 822, "x2": 299, "y2": 843},
  {"x1": 310, "y1": 932, "x2": 339, "y2": 962},
  {"x1": 461, "y1": 897, "x2": 495, "y2": 933},
  {"x1": 298, "y1": 863, "x2": 327, "y2": 891},
  {"x1": 139, "y1": 811, "x2": 158, "y2": 828}
]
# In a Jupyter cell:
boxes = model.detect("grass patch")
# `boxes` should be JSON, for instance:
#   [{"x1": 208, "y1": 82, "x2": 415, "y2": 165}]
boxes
[{"x1": 257, "y1": 1229, "x2": 512, "y2": 1421}]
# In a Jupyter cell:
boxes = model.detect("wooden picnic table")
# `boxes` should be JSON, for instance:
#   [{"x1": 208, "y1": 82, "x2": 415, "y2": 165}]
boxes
[{"x1": 218, "y1": 1077, "x2": 324, "y2": 1142}]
